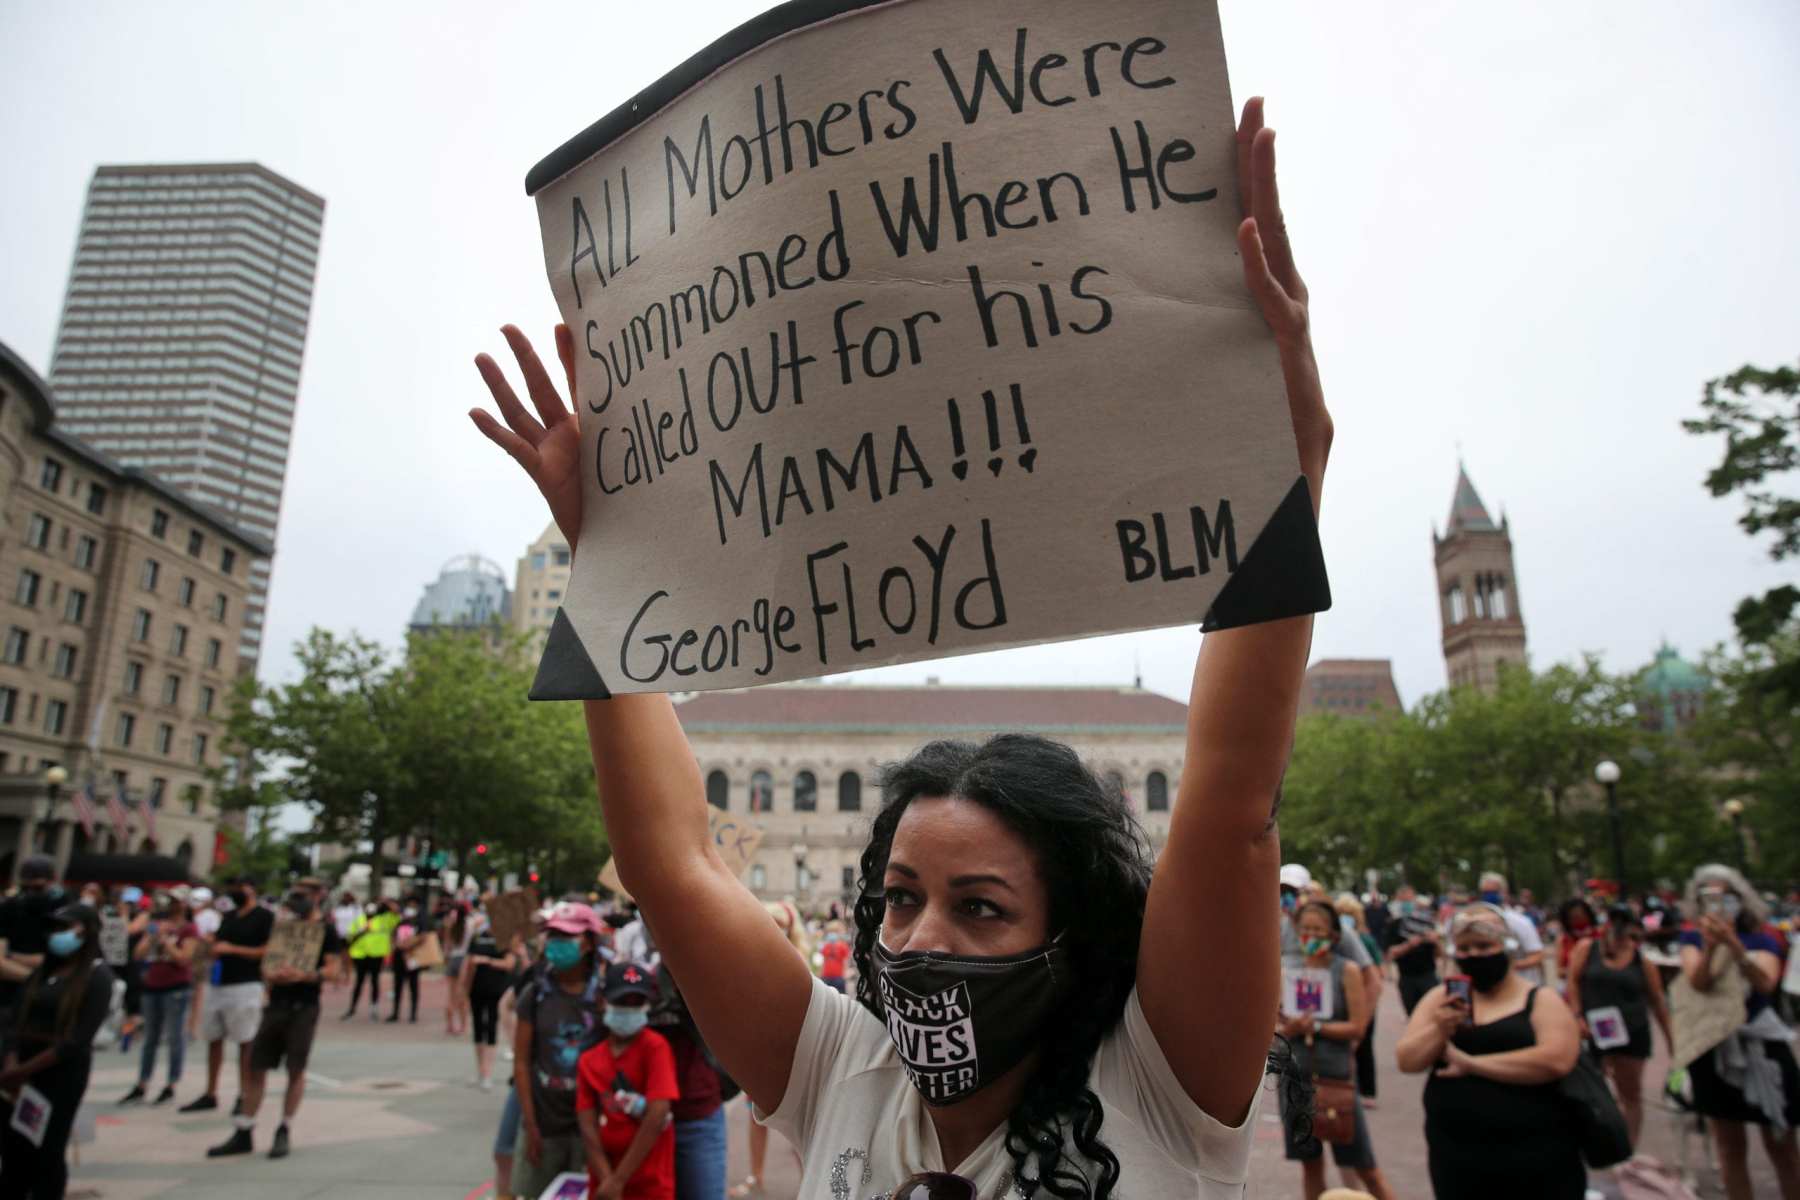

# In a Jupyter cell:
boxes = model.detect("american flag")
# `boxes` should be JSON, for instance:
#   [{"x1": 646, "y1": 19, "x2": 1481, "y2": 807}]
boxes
[
  {"x1": 105, "y1": 789, "x2": 129, "y2": 841},
  {"x1": 71, "y1": 781, "x2": 97, "y2": 839},
  {"x1": 140, "y1": 789, "x2": 157, "y2": 843}
]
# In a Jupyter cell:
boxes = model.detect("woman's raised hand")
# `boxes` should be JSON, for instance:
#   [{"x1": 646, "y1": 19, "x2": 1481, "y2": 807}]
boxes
[
  {"x1": 471, "y1": 324, "x2": 585, "y2": 547},
  {"x1": 1234, "y1": 97, "x2": 1331, "y2": 487}
]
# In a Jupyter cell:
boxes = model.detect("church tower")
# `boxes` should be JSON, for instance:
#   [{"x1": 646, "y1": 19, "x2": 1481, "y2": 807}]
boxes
[{"x1": 1434, "y1": 466, "x2": 1527, "y2": 691}]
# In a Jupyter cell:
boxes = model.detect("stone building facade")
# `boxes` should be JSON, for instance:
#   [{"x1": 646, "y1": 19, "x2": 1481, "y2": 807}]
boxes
[
  {"x1": 513, "y1": 521, "x2": 571, "y2": 643},
  {"x1": 1434, "y1": 466, "x2": 1528, "y2": 692},
  {"x1": 1297, "y1": 658, "x2": 1403, "y2": 719},
  {"x1": 0, "y1": 341, "x2": 267, "y2": 882},
  {"x1": 675, "y1": 683, "x2": 1187, "y2": 910}
]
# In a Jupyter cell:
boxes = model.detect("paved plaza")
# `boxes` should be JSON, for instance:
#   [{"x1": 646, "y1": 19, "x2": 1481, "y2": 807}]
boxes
[{"x1": 59, "y1": 975, "x2": 1776, "y2": 1199}]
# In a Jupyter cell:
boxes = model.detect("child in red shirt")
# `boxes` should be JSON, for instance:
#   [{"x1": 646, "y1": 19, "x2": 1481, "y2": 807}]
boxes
[
  {"x1": 576, "y1": 961, "x2": 679, "y2": 1200},
  {"x1": 819, "y1": 921, "x2": 851, "y2": 993}
]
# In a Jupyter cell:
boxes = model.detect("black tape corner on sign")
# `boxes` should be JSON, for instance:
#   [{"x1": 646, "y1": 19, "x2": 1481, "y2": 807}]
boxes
[
  {"x1": 1199, "y1": 476, "x2": 1332, "y2": 633},
  {"x1": 530, "y1": 609, "x2": 613, "y2": 701},
  {"x1": 525, "y1": 0, "x2": 899, "y2": 196}
]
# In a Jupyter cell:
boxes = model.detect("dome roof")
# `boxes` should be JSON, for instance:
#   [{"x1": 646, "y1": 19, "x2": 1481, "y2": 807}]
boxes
[
  {"x1": 409, "y1": 553, "x2": 511, "y2": 628},
  {"x1": 1641, "y1": 642, "x2": 1707, "y2": 697}
]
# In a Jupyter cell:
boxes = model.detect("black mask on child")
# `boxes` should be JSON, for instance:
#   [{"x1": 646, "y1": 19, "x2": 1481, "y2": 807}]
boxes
[
  {"x1": 1455, "y1": 951, "x2": 1510, "y2": 993},
  {"x1": 872, "y1": 936, "x2": 1071, "y2": 1107}
]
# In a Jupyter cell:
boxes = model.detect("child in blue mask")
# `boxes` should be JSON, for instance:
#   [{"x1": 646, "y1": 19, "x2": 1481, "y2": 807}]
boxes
[{"x1": 576, "y1": 961, "x2": 679, "y2": 1200}]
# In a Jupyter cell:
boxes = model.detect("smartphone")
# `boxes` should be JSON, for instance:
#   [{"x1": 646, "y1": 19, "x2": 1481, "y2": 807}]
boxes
[
  {"x1": 1443, "y1": 974, "x2": 1472, "y2": 1023},
  {"x1": 1701, "y1": 893, "x2": 1727, "y2": 917}
]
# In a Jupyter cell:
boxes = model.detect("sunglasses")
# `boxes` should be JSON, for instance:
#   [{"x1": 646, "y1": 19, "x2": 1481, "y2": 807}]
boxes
[{"x1": 877, "y1": 1172, "x2": 979, "y2": 1200}]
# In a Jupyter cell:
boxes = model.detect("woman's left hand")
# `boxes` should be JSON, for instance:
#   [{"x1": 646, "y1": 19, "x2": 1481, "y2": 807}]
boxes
[
  {"x1": 1234, "y1": 97, "x2": 1331, "y2": 484},
  {"x1": 1701, "y1": 915, "x2": 1745, "y2": 959},
  {"x1": 1433, "y1": 1044, "x2": 1478, "y2": 1079}
]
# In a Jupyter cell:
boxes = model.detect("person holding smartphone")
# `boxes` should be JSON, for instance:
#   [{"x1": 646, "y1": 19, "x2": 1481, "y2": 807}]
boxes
[
  {"x1": 1396, "y1": 903, "x2": 1583, "y2": 1198},
  {"x1": 1565, "y1": 904, "x2": 1671, "y2": 1148}
]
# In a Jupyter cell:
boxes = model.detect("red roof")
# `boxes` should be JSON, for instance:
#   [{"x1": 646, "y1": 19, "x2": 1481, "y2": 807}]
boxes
[{"x1": 675, "y1": 685, "x2": 1187, "y2": 734}]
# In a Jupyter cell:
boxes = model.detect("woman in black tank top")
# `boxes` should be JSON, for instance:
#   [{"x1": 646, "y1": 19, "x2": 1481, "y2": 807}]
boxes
[
  {"x1": 1395, "y1": 902, "x2": 1585, "y2": 1200},
  {"x1": 1565, "y1": 905, "x2": 1672, "y2": 1148}
]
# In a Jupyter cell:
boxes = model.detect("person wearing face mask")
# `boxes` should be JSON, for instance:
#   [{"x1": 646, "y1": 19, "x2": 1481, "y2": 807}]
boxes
[
  {"x1": 0, "y1": 903, "x2": 114, "y2": 1199},
  {"x1": 511, "y1": 902, "x2": 608, "y2": 1200},
  {"x1": 474, "y1": 94, "x2": 1325, "y2": 1200},
  {"x1": 1277, "y1": 901, "x2": 1395, "y2": 1200},
  {"x1": 120, "y1": 894, "x2": 198, "y2": 1105},
  {"x1": 1384, "y1": 884, "x2": 1442, "y2": 1016},
  {"x1": 1278, "y1": 864, "x2": 1375, "y2": 974},
  {"x1": 576, "y1": 961, "x2": 679, "y2": 1200},
  {"x1": 388, "y1": 891, "x2": 433, "y2": 1023},
  {"x1": 0, "y1": 855, "x2": 64, "y2": 1029},
  {"x1": 1396, "y1": 903, "x2": 1583, "y2": 1197},
  {"x1": 343, "y1": 898, "x2": 398, "y2": 1020},
  {"x1": 1564, "y1": 904, "x2": 1670, "y2": 1149},
  {"x1": 1673, "y1": 864, "x2": 1800, "y2": 1200},
  {"x1": 1476, "y1": 871, "x2": 1545, "y2": 986},
  {"x1": 180, "y1": 876, "x2": 273, "y2": 1114}
]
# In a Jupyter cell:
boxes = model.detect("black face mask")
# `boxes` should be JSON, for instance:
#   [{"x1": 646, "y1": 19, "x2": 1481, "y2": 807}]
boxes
[
  {"x1": 1456, "y1": 951, "x2": 1510, "y2": 994},
  {"x1": 872, "y1": 937, "x2": 1072, "y2": 1107}
]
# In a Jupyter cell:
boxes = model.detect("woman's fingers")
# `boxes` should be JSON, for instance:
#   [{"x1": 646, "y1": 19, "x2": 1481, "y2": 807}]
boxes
[
  {"x1": 502, "y1": 324, "x2": 571, "y2": 432},
  {"x1": 555, "y1": 323, "x2": 579, "y2": 409},
  {"x1": 475, "y1": 351, "x2": 548, "y2": 447},
  {"x1": 1249, "y1": 127, "x2": 1302, "y2": 298},
  {"x1": 1235, "y1": 96, "x2": 1265, "y2": 217},
  {"x1": 1236, "y1": 217, "x2": 1295, "y2": 336},
  {"x1": 469, "y1": 407, "x2": 541, "y2": 478}
]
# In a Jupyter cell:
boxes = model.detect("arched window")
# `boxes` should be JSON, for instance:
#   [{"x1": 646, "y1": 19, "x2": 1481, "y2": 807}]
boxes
[
  {"x1": 1146, "y1": 771, "x2": 1169, "y2": 812},
  {"x1": 749, "y1": 863, "x2": 767, "y2": 891},
  {"x1": 838, "y1": 770, "x2": 862, "y2": 812},
  {"x1": 706, "y1": 770, "x2": 730, "y2": 810},
  {"x1": 794, "y1": 770, "x2": 818, "y2": 812},
  {"x1": 749, "y1": 771, "x2": 773, "y2": 813}
]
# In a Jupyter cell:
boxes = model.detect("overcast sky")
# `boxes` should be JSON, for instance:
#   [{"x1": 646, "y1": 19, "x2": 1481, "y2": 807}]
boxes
[{"x1": 3, "y1": 1, "x2": 1795, "y2": 707}]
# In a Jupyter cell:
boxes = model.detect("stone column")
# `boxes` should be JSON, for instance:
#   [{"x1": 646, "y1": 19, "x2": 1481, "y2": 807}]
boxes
[{"x1": 52, "y1": 820, "x2": 76, "y2": 880}]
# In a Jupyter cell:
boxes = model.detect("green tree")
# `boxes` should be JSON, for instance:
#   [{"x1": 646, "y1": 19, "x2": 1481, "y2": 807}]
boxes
[
  {"x1": 1683, "y1": 360, "x2": 1800, "y2": 696},
  {"x1": 1687, "y1": 632, "x2": 1800, "y2": 886}
]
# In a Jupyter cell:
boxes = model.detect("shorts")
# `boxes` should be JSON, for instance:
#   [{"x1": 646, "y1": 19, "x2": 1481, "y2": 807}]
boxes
[
  {"x1": 446, "y1": 954, "x2": 465, "y2": 979},
  {"x1": 250, "y1": 1002, "x2": 322, "y2": 1074},
  {"x1": 1280, "y1": 1079, "x2": 1377, "y2": 1171},
  {"x1": 200, "y1": 982, "x2": 264, "y2": 1045}
]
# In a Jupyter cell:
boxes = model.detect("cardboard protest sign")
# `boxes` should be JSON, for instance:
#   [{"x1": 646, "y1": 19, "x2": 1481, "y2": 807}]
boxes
[
  {"x1": 406, "y1": 930, "x2": 445, "y2": 972},
  {"x1": 525, "y1": 0, "x2": 1328, "y2": 699},
  {"x1": 262, "y1": 918, "x2": 326, "y2": 979},
  {"x1": 486, "y1": 888, "x2": 539, "y2": 949},
  {"x1": 1280, "y1": 966, "x2": 1334, "y2": 1019}
]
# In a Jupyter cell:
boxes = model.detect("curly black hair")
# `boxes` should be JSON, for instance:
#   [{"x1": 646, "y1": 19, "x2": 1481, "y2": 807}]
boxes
[{"x1": 851, "y1": 733, "x2": 1293, "y2": 1199}]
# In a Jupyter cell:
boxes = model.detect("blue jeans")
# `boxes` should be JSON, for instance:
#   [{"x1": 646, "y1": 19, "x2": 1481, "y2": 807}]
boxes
[
  {"x1": 676, "y1": 1106, "x2": 728, "y2": 1200},
  {"x1": 139, "y1": 987, "x2": 191, "y2": 1086}
]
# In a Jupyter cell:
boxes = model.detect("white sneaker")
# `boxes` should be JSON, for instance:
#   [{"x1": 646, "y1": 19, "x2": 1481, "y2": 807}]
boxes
[
  {"x1": 502, "y1": 1048, "x2": 513, "y2": 1062},
  {"x1": 480, "y1": 1077, "x2": 494, "y2": 1092}
]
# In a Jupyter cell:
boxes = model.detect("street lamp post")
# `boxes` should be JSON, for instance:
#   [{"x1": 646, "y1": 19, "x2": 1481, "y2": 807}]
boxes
[
  {"x1": 1722, "y1": 798, "x2": 1748, "y2": 873},
  {"x1": 1595, "y1": 760, "x2": 1624, "y2": 894}
]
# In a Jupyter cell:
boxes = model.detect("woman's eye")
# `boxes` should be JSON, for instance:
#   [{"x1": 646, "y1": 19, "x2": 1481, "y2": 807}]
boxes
[
  {"x1": 960, "y1": 897, "x2": 1003, "y2": 919},
  {"x1": 883, "y1": 887, "x2": 918, "y2": 909}
]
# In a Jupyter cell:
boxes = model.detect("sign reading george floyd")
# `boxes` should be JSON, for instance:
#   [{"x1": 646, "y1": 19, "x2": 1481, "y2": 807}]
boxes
[{"x1": 525, "y1": 0, "x2": 1328, "y2": 699}]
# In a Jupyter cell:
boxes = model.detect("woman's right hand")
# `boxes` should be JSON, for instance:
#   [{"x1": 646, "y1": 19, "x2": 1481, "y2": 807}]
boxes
[
  {"x1": 472, "y1": 324, "x2": 585, "y2": 547},
  {"x1": 1429, "y1": 992, "x2": 1468, "y2": 1040}
]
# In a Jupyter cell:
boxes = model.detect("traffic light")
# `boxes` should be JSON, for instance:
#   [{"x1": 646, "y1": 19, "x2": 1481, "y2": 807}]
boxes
[
  {"x1": 529, "y1": 870, "x2": 540, "y2": 883},
  {"x1": 475, "y1": 843, "x2": 488, "y2": 856}
]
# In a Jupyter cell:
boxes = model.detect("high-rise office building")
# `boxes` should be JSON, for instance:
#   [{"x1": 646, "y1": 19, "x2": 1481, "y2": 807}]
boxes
[{"x1": 47, "y1": 163, "x2": 324, "y2": 666}]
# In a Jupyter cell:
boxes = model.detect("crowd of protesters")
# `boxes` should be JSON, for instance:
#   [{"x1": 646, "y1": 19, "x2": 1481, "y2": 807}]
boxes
[{"x1": 1274, "y1": 862, "x2": 1800, "y2": 1200}]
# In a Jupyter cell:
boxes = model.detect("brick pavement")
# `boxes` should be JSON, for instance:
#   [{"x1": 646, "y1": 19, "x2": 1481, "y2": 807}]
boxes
[{"x1": 60, "y1": 972, "x2": 1779, "y2": 1198}]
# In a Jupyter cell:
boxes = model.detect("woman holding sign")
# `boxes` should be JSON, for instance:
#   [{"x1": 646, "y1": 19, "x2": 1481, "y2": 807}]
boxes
[
  {"x1": 1278, "y1": 900, "x2": 1393, "y2": 1199},
  {"x1": 473, "y1": 97, "x2": 1328, "y2": 1199}
]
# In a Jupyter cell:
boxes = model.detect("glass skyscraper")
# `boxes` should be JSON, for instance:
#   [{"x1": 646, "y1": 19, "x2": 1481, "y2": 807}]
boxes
[{"x1": 47, "y1": 162, "x2": 324, "y2": 666}]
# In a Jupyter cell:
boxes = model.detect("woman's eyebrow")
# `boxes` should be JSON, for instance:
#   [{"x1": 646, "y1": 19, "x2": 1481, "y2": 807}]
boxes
[{"x1": 949, "y1": 873, "x2": 1016, "y2": 893}]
